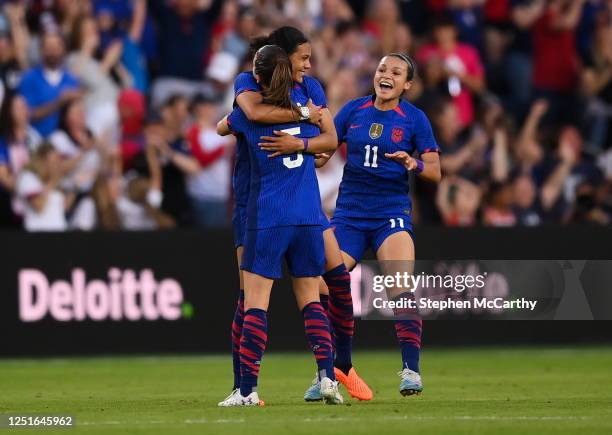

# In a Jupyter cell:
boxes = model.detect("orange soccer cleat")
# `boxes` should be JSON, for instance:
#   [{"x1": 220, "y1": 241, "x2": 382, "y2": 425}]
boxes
[{"x1": 334, "y1": 367, "x2": 373, "y2": 401}]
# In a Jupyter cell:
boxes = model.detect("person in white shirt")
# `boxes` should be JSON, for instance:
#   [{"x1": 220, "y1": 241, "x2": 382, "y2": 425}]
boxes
[
  {"x1": 48, "y1": 98, "x2": 106, "y2": 193},
  {"x1": 16, "y1": 142, "x2": 68, "y2": 231},
  {"x1": 185, "y1": 94, "x2": 234, "y2": 227}
]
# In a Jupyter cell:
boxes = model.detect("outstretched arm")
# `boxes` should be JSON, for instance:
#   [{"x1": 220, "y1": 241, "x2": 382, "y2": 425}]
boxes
[
  {"x1": 385, "y1": 151, "x2": 442, "y2": 183},
  {"x1": 258, "y1": 108, "x2": 338, "y2": 157},
  {"x1": 236, "y1": 91, "x2": 322, "y2": 125}
]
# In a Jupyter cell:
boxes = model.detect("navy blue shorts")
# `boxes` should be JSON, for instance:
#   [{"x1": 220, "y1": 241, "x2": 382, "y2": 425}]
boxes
[
  {"x1": 234, "y1": 206, "x2": 330, "y2": 248},
  {"x1": 331, "y1": 215, "x2": 414, "y2": 263},
  {"x1": 232, "y1": 204, "x2": 248, "y2": 248},
  {"x1": 241, "y1": 225, "x2": 325, "y2": 279}
]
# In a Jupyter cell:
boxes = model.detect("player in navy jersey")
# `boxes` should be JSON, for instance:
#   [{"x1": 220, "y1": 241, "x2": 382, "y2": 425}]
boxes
[
  {"x1": 318, "y1": 53, "x2": 441, "y2": 395},
  {"x1": 219, "y1": 27, "x2": 372, "y2": 404},
  {"x1": 216, "y1": 44, "x2": 342, "y2": 406}
]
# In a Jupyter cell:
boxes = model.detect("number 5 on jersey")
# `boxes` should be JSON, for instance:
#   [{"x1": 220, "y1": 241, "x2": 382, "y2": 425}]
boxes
[{"x1": 280, "y1": 126, "x2": 304, "y2": 169}]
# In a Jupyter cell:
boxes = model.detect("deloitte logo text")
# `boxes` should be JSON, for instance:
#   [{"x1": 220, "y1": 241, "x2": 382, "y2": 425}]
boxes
[{"x1": 19, "y1": 268, "x2": 187, "y2": 322}]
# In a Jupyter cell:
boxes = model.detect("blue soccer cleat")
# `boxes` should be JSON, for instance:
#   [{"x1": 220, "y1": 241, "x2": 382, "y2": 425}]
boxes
[
  {"x1": 303, "y1": 375, "x2": 322, "y2": 402},
  {"x1": 398, "y1": 368, "x2": 423, "y2": 396}
]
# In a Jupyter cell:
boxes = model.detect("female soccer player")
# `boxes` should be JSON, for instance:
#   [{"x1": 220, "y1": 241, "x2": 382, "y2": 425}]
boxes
[
  {"x1": 217, "y1": 44, "x2": 342, "y2": 406},
  {"x1": 333, "y1": 53, "x2": 441, "y2": 395},
  {"x1": 220, "y1": 26, "x2": 371, "y2": 405},
  {"x1": 261, "y1": 53, "x2": 442, "y2": 396}
]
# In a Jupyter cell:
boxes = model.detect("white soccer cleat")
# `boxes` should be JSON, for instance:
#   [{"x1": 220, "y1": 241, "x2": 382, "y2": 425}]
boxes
[
  {"x1": 218, "y1": 389, "x2": 264, "y2": 407},
  {"x1": 398, "y1": 368, "x2": 423, "y2": 396},
  {"x1": 320, "y1": 377, "x2": 344, "y2": 405},
  {"x1": 304, "y1": 374, "x2": 323, "y2": 401},
  {"x1": 218, "y1": 388, "x2": 241, "y2": 407}
]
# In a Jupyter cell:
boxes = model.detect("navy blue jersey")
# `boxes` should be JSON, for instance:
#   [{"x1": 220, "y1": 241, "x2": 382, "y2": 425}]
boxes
[
  {"x1": 334, "y1": 96, "x2": 439, "y2": 219},
  {"x1": 228, "y1": 107, "x2": 323, "y2": 229},
  {"x1": 231, "y1": 71, "x2": 326, "y2": 208}
]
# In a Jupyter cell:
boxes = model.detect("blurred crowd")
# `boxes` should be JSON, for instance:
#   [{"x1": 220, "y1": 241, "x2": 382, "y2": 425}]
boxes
[{"x1": 0, "y1": 0, "x2": 611, "y2": 232}]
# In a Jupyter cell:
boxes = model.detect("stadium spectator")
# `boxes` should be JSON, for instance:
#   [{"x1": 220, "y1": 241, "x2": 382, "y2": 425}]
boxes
[
  {"x1": 93, "y1": 0, "x2": 150, "y2": 94},
  {"x1": 0, "y1": 94, "x2": 41, "y2": 227},
  {"x1": 314, "y1": 0, "x2": 355, "y2": 30},
  {"x1": 48, "y1": 98, "x2": 110, "y2": 195},
  {"x1": 540, "y1": 126, "x2": 603, "y2": 222},
  {"x1": 0, "y1": 2, "x2": 29, "y2": 94},
  {"x1": 512, "y1": 174, "x2": 542, "y2": 226},
  {"x1": 115, "y1": 174, "x2": 176, "y2": 230},
  {"x1": 145, "y1": 95, "x2": 199, "y2": 226},
  {"x1": 18, "y1": 31, "x2": 82, "y2": 137},
  {"x1": 434, "y1": 97, "x2": 489, "y2": 182},
  {"x1": 416, "y1": 14, "x2": 485, "y2": 128},
  {"x1": 149, "y1": 0, "x2": 223, "y2": 104},
  {"x1": 449, "y1": 0, "x2": 485, "y2": 53},
  {"x1": 15, "y1": 142, "x2": 68, "y2": 231},
  {"x1": 581, "y1": 11, "x2": 612, "y2": 150},
  {"x1": 218, "y1": 6, "x2": 256, "y2": 65},
  {"x1": 67, "y1": 15, "x2": 120, "y2": 142},
  {"x1": 483, "y1": 181, "x2": 517, "y2": 226},
  {"x1": 566, "y1": 180, "x2": 611, "y2": 225},
  {"x1": 186, "y1": 94, "x2": 234, "y2": 228},
  {"x1": 531, "y1": 0, "x2": 585, "y2": 125},
  {"x1": 71, "y1": 172, "x2": 175, "y2": 231},
  {"x1": 362, "y1": 0, "x2": 401, "y2": 54},
  {"x1": 118, "y1": 89, "x2": 146, "y2": 171},
  {"x1": 436, "y1": 176, "x2": 482, "y2": 226}
]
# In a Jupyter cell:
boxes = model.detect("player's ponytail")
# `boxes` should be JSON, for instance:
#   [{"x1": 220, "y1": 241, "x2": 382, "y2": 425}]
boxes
[{"x1": 254, "y1": 45, "x2": 296, "y2": 111}]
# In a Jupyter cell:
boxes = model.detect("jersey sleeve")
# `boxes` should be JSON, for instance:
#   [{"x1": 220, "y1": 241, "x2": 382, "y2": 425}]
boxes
[
  {"x1": 233, "y1": 72, "x2": 261, "y2": 99},
  {"x1": 304, "y1": 77, "x2": 328, "y2": 108},
  {"x1": 412, "y1": 109, "x2": 440, "y2": 155},
  {"x1": 227, "y1": 108, "x2": 246, "y2": 135},
  {"x1": 333, "y1": 100, "x2": 356, "y2": 144}
]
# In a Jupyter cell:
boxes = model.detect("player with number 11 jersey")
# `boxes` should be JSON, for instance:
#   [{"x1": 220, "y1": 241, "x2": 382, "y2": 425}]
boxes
[{"x1": 323, "y1": 53, "x2": 441, "y2": 396}]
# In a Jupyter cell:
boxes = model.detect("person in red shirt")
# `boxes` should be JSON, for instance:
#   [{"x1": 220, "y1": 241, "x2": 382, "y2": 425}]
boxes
[
  {"x1": 417, "y1": 14, "x2": 485, "y2": 128},
  {"x1": 532, "y1": 0, "x2": 586, "y2": 124}
]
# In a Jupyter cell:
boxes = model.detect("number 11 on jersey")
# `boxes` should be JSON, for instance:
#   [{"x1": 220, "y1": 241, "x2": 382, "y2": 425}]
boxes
[{"x1": 364, "y1": 145, "x2": 378, "y2": 168}]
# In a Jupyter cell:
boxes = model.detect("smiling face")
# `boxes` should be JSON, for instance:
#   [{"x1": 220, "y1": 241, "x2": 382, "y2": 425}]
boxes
[
  {"x1": 288, "y1": 43, "x2": 312, "y2": 84},
  {"x1": 373, "y1": 56, "x2": 412, "y2": 101}
]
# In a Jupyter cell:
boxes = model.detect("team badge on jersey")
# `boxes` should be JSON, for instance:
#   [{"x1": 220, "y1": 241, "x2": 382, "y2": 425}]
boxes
[
  {"x1": 369, "y1": 123, "x2": 384, "y2": 140},
  {"x1": 392, "y1": 127, "x2": 404, "y2": 143}
]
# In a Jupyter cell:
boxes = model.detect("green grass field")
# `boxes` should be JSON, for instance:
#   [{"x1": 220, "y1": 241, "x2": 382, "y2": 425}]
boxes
[{"x1": 1, "y1": 347, "x2": 611, "y2": 434}]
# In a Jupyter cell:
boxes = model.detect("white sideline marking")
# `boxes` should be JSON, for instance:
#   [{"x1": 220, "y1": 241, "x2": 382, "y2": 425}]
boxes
[{"x1": 79, "y1": 416, "x2": 590, "y2": 426}]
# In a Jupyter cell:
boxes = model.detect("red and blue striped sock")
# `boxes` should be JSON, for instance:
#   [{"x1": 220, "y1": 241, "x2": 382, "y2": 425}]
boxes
[
  {"x1": 231, "y1": 290, "x2": 245, "y2": 390},
  {"x1": 302, "y1": 301, "x2": 335, "y2": 381},
  {"x1": 392, "y1": 291, "x2": 422, "y2": 372},
  {"x1": 394, "y1": 319, "x2": 422, "y2": 372},
  {"x1": 239, "y1": 308, "x2": 268, "y2": 396},
  {"x1": 324, "y1": 264, "x2": 354, "y2": 374}
]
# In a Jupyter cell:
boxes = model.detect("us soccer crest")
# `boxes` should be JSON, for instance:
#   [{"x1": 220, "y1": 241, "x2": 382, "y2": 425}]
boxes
[
  {"x1": 392, "y1": 127, "x2": 404, "y2": 143},
  {"x1": 369, "y1": 123, "x2": 384, "y2": 139}
]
